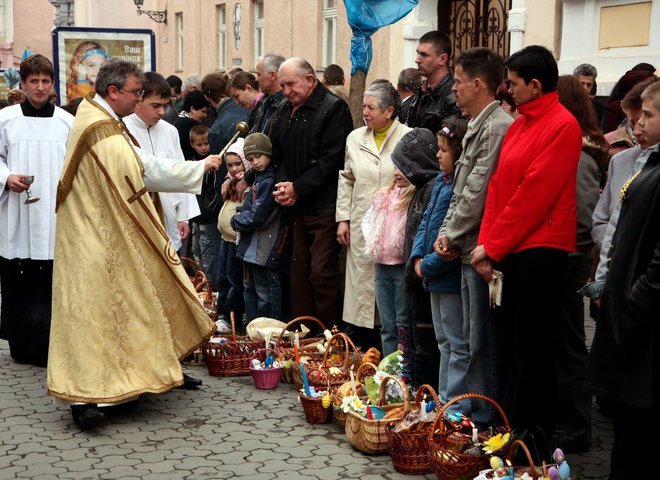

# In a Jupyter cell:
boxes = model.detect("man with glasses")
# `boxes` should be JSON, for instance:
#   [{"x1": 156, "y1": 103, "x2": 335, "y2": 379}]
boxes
[{"x1": 47, "y1": 59, "x2": 222, "y2": 427}]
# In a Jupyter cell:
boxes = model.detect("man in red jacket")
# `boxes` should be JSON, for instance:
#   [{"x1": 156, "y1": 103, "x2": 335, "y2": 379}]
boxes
[{"x1": 470, "y1": 45, "x2": 582, "y2": 449}]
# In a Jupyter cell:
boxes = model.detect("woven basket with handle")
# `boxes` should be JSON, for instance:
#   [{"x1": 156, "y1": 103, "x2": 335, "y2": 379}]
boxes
[
  {"x1": 344, "y1": 374, "x2": 409, "y2": 454},
  {"x1": 428, "y1": 392, "x2": 511, "y2": 480},
  {"x1": 273, "y1": 316, "x2": 327, "y2": 385},
  {"x1": 203, "y1": 312, "x2": 261, "y2": 377},
  {"x1": 332, "y1": 362, "x2": 377, "y2": 427},
  {"x1": 387, "y1": 383, "x2": 441, "y2": 475},
  {"x1": 297, "y1": 332, "x2": 362, "y2": 389},
  {"x1": 299, "y1": 369, "x2": 334, "y2": 424}
]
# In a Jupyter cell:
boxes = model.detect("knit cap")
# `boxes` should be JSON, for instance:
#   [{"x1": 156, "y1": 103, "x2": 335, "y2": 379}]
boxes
[
  {"x1": 225, "y1": 137, "x2": 250, "y2": 178},
  {"x1": 243, "y1": 133, "x2": 272, "y2": 158}
]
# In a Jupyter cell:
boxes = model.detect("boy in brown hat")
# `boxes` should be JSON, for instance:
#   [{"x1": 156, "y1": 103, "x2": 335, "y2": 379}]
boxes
[{"x1": 231, "y1": 133, "x2": 288, "y2": 321}]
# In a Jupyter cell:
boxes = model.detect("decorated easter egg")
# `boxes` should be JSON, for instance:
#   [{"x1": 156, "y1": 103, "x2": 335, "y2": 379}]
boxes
[
  {"x1": 547, "y1": 466, "x2": 559, "y2": 480},
  {"x1": 322, "y1": 394, "x2": 332, "y2": 409},
  {"x1": 328, "y1": 366, "x2": 342, "y2": 375},
  {"x1": 490, "y1": 456, "x2": 503, "y2": 469},
  {"x1": 426, "y1": 400, "x2": 436, "y2": 412},
  {"x1": 553, "y1": 448, "x2": 565, "y2": 464},
  {"x1": 558, "y1": 462, "x2": 570, "y2": 480},
  {"x1": 496, "y1": 467, "x2": 508, "y2": 477},
  {"x1": 251, "y1": 359, "x2": 261, "y2": 369}
]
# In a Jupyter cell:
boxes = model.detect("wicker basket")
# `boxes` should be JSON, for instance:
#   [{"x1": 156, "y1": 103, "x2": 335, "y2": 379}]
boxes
[
  {"x1": 274, "y1": 316, "x2": 327, "y2": 385},
  {"x1": 296, "y1": 332, "x2": 362, "y2": 389},
  {"x1": 249, "y1": 348, "x2": 283, "y2": 390},
  {"x1": 332, "y1": 362, "x2": 377, "y2": 427},
  {"x1": 386, "y1": 384, "x2": 441, "y2": 475},
  {"x1": 196, "y1": 279, "x2": 218, "y2": 320},
  {"x1": 344, "y1": 375, "x2": 409, "y2": 454},
  {"x1": 299, "y1": 369, "x2": 334, "y2": 424},
  {"x1": 204, "y1": 312, "x2": 262, "y2": 377},
  {"x1": 428, "y1": 393, "x2": 511, "y2": 480}
]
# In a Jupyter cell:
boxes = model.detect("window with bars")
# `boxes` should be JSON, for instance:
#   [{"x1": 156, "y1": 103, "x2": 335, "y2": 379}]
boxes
[
  {"x1": 322, "y1": 0, "x2": 337, "y2": 67},
  {"x1": 217, "y1": 4, "x2": 227, "y2": 70},
  {"x1": 254, "y1": 0, "x2": 264, "y2": 65},
  {"x1": 176, "y1": 13, "x2": 184, "y2": 71}
]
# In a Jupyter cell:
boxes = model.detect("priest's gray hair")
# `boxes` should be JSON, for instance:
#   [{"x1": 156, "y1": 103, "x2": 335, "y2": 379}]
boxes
[
  {"x1": 364, "y1": 81, "x2": 401, "y2": 119},
  {"x1": 95, "y1": 59, "x2": 144, "y2": 98}
]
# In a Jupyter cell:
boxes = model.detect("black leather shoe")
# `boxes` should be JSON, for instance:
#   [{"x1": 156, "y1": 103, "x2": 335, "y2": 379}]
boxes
[
  {"x1": 71, "y1": 404, "x2": 107, "y2": 427},
  {"x1": 175, "y1": 373, "x2": 202, "y2": 389}
]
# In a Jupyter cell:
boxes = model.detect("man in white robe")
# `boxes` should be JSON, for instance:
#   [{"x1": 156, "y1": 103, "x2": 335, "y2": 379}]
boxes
[
  {"x1": 123, "y1": 72, "x2": 200, "y2": 253},
  {"x1": 47, "y1": 59, "x2": 222, "y2": 427},
  {"x1": 0, "y1": 54, "x2": 74, "y2": 367}
]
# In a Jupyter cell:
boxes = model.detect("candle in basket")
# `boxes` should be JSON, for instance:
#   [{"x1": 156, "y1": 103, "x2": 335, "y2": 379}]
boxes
[
  {"x1": 300, "y1": 364, "x2": 312, "y2": 396},
  {"x1": 506, "y1": 460, "x2": 514, "y2": 480},
  {"x1": 294, "y1": 332, "x2": 300, "y2": 362},
  {"x1": 349, "y1": 366, "x2": 357, "y2": 395},
  {"x1": 471, "y1": 424, "x2": 478, "y2": 444}
]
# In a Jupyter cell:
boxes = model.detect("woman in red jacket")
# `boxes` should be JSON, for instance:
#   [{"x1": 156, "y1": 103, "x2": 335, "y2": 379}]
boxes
[{"x1": 470, "y1": 45, "x2": 582, "y2": 453}]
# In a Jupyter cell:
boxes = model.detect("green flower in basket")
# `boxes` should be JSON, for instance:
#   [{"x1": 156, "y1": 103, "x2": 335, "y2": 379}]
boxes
[{"x1": 378, "y1": 349, "x2": 404, "y2": 376}]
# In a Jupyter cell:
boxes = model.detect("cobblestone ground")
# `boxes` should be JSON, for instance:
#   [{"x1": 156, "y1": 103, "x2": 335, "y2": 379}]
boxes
[{"x1": 0, "y1": 317, "x2": 612, "y2": 480}]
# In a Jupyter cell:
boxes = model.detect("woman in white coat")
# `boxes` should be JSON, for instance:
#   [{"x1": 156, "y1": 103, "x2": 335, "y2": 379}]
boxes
[{"x1": 336, "y1": 82, "x2": 411, "y2": 349}]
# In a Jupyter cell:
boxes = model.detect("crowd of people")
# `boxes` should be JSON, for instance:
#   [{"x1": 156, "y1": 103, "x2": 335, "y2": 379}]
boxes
[{"x1": 0, "y1": 31, "x2": 658, "y2": 478}]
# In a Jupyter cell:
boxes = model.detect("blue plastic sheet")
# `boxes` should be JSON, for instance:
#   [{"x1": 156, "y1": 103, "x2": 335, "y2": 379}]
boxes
[
  {"x1": 21, "y1": 49, "x2": 34, "y2": 61},
  {"x1": 3, "y1": 68, "x2": 20, "y2": 89},
  {"x1": 343, "y1": 0, "x2": 419, "y2": 75}
]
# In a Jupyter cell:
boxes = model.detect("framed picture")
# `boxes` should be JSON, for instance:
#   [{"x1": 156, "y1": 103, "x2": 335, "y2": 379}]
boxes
[{"x1": 52, "y1": 26, "x2": 156, "y2": 105}]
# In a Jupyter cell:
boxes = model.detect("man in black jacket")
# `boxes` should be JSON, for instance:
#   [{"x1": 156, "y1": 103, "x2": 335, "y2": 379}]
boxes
[
  {"x1": 272, "y1": 57, "x2": 353, "y2": 327},
  {"x1": 406, "y1": 31, "x2": 459, "y2": 133}
]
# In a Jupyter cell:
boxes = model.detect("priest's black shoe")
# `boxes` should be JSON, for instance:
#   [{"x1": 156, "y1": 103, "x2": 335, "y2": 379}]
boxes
[
  {"x1": 175, "y1": 373, "x2": 202, "y2": 389},
  {"x1": 71, "y1": 404, "x2": 107, "y2": 427}
]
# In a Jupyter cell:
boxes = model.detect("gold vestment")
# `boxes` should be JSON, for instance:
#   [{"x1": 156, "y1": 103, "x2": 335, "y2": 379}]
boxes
[{"x1": 47, "y1": 96, "x2": 214, "y2": 403}]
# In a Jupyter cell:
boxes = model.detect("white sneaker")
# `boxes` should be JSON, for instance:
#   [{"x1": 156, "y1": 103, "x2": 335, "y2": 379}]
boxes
[{"x1": 215, "y1": 319, "x2": 231, "y2": 334}]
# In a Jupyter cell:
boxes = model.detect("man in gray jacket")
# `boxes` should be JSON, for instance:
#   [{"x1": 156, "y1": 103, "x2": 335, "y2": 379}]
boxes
[{"x1": 434, "y1": 48, "x2": 513, "y2": 426}]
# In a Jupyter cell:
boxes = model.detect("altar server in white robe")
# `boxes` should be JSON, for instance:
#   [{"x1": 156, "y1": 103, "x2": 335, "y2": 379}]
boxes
[
  {"x1": 123, "y1": 72, "x2": 200, "y2": 253},
  {"x1": 0, "y1": 55, "x2": 74, "y2": 367}
]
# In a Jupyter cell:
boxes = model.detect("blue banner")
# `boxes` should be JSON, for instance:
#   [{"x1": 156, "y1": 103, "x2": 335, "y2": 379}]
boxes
[{"x1": 343, "y1": 0, "x2": 419, "y2": 75}]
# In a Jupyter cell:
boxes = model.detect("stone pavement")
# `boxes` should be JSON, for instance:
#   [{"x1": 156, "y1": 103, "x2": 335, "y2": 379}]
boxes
[{"x1": 0, "y1": 317, "x2": 612, "y2": 479}]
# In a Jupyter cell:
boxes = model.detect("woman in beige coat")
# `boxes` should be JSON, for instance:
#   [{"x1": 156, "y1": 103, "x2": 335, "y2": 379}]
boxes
[{"x1": 336, "y1": 82, "x2": 411, "y2": 348}]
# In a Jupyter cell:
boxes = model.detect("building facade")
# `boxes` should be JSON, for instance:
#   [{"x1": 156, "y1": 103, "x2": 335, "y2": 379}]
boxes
[{"x1": 2, "y1": 0, "x2": 658, "y2": 98}]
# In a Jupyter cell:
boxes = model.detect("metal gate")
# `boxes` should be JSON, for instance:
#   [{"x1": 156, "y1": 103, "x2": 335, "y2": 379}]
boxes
[{"x1": 438, "y1": 0, "x2": 511, "y2": 62}]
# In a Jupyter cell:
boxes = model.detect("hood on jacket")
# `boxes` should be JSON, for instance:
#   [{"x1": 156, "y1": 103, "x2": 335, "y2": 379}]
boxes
[
  {"x1": 225, "y1": 137, "x2": 250, "y2": 179},
  {"x1": 390, "y1": 127, "x2": 440, "y2": 187}
]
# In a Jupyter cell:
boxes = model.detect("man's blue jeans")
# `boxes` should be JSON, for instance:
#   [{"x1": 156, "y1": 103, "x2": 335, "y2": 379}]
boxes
[
  {"x1": 374, "y1": 263, "x2": 410, "y2": 356},
  {"x1": 198, "y1": 223, "x2": 222, "y2": 288},
  {"x1": 462, "y1": 263, "x2": 497, "y2": 426},
  {"x1": 243, "y1": 263, "x2": 281, "y2": 321},
  {"x1": 430, "y1": 291, "x2": 469, "y2": 411}
]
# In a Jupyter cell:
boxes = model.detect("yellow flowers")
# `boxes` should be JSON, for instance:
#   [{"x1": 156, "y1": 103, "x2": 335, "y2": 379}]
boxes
[{"x1": 483, "y1": 432, "x2": 510, "y2": 454}]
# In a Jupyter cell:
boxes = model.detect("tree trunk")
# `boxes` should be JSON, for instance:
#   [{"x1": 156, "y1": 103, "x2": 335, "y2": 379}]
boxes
[{"x1": 348, "y1": 70, "x2": 367, "y2": 129}]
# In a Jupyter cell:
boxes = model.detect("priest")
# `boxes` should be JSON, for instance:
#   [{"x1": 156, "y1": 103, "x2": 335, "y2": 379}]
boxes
[
  {"x1": 0, "y1": 54, "x2": 74, "y2": 367},
  {"x1": 47, "y1": 59, "x2": 220, "y2": 427}
]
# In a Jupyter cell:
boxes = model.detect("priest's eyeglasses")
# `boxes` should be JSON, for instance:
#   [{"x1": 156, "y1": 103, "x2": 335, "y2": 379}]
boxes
[{"x1": 120, "y1": 88, "x2": 145, "y2": 97}]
